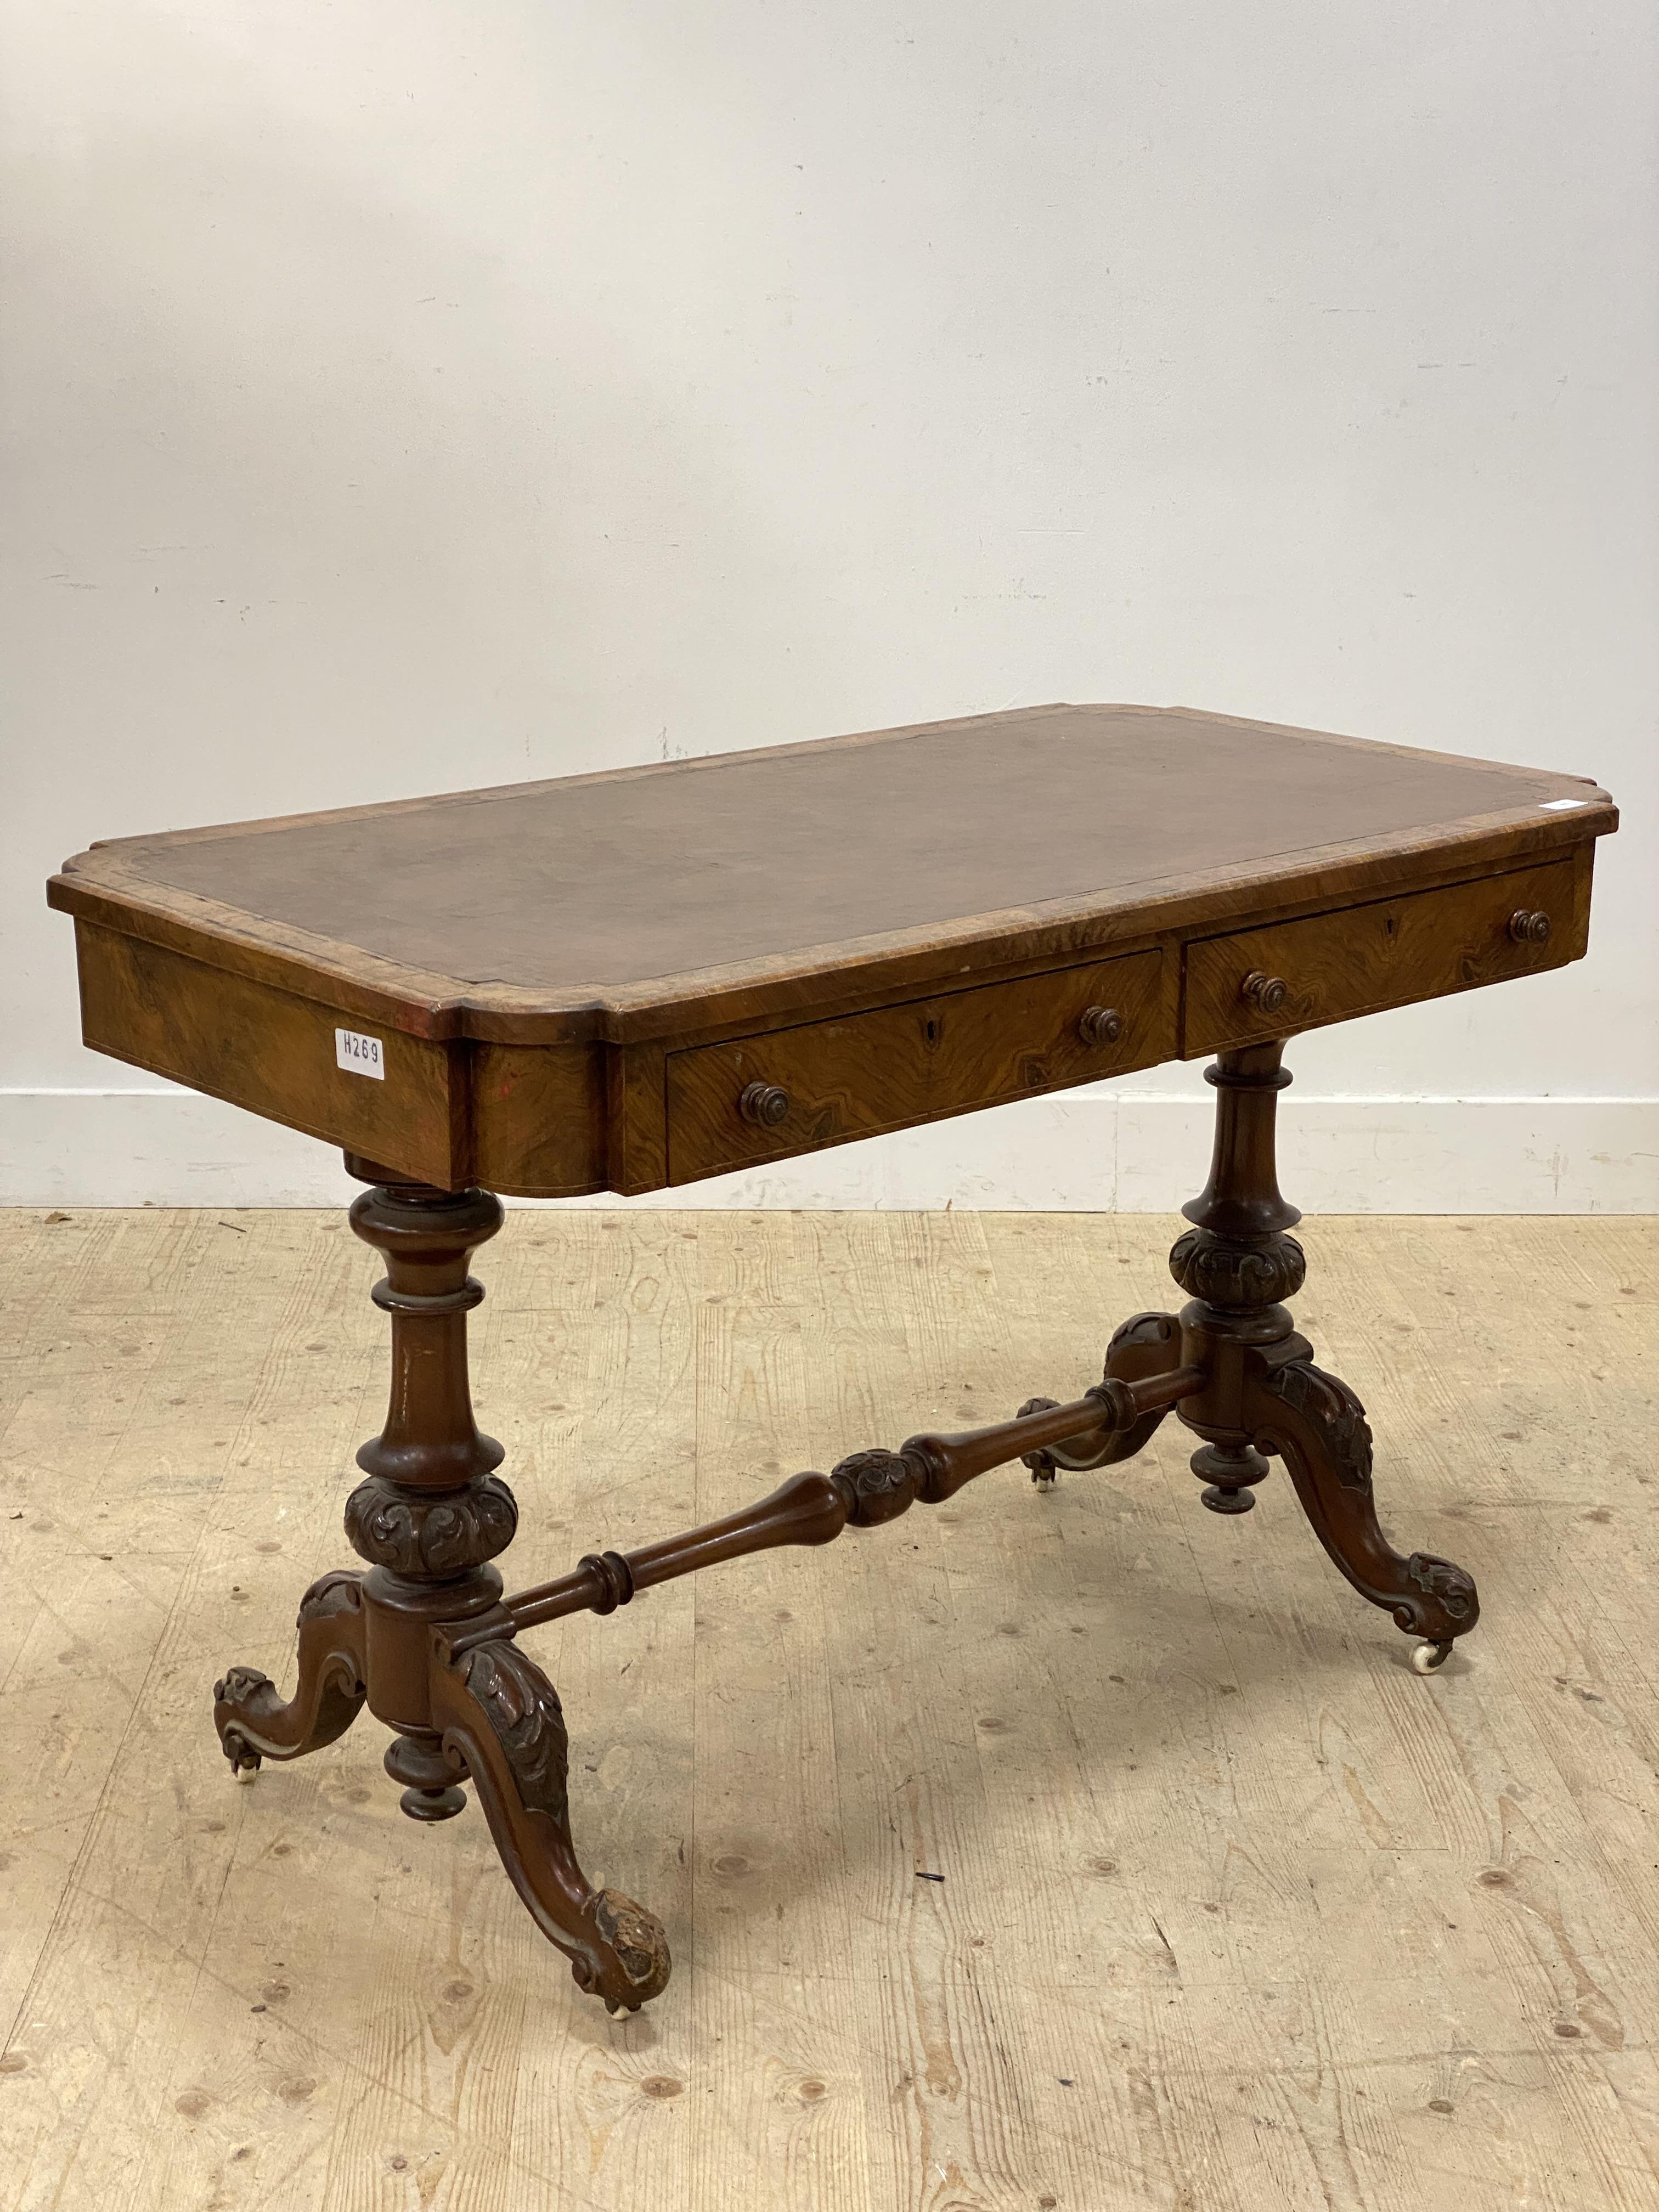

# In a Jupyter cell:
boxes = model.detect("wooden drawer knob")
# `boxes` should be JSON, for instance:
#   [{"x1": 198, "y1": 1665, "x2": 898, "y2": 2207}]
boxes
[
  {"x1": 738, "y1": 1080, "x2": 791, "y2": 1128},
  {"x1": 1078, "y1": 1005, "x2": 1122, "y2": 1048},
  {"x1": 1240, "y1": 970, "x2": 1289, "y2": 1015},
  {"x1": 1509, "y1": 909, "x2": 1551, "y2": 945}
]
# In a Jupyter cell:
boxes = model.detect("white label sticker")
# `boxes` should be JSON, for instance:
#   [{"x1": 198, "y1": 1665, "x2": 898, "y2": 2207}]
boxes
[
  {"x1": 335, "y1": 1028, "x2": 386, "y2": 1080},
  {"x1": 1539, "y1": 797, "x2": 1589, "y2": 811}
]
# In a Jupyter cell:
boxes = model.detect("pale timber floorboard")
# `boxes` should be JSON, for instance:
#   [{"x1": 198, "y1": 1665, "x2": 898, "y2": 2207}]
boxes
[{"x1": 0, "y1": 1208, "x2": 1655, "y2": 2212}]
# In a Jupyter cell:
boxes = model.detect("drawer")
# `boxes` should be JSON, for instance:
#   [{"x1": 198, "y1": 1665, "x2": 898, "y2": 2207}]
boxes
[
  {"x1": 1181, "y1": 855, "x2": 1587, "y2": 1055},
  {"x1": 665, "y1": 949, "x2": 1172, "y2": 1184},
  {"x1": 74, "y1": 921, "x2": 467, "y2": 1185}
]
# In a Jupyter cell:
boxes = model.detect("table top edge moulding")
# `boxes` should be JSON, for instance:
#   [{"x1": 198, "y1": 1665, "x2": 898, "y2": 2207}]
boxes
[{"x1": 48, "y1": 697, "x2": 1618, "y2": 2021}]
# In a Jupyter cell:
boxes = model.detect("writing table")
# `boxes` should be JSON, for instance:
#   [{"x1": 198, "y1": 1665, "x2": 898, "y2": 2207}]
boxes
[{"x1": 48, "y1": 703, "x2": 1617, "y2": 2014}]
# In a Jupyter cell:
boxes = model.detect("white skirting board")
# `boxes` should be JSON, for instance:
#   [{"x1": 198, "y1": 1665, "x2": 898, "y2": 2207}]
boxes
[{"x1": 2, "y1": 1087, "x2": 1655, "y2": 1213}]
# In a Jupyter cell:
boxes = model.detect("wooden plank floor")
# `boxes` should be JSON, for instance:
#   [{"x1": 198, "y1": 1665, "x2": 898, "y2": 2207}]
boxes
[{"x1": 0, "y1": 1207, "x2": 1655, "y2": 2211}]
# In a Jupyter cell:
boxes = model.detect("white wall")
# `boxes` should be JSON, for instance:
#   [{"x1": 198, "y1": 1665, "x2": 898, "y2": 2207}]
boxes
[{"x1": 3, "y1": 3, "x2": 1655, "y2": 1211}]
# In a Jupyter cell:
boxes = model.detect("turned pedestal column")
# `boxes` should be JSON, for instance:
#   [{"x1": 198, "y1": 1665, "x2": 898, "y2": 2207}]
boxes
[{"x1": 338, "y1": 1168, "x2": 516, "y2": 1816}]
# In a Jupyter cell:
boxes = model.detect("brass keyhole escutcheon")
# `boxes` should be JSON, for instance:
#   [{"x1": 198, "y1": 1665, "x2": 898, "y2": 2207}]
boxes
[
  {"x1": 1240, "y1": 970, "x2": 1289, "y2": 1015},
  {"x1": 738, "y1": 1081, "x2": 791, "y2": 1128},
  {"x1": 1508, "y1": 909, "x2": 1551, "y2": 945},
  {"x1": 1077, "y1": 1005, "x2": 1122, "y2": 1048}
]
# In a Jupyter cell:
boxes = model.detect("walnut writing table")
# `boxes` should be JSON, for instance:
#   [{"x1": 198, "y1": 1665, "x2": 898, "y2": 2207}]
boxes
[{"x1": 48, "y1": 703, "x2": 1617, "y2": 2015}]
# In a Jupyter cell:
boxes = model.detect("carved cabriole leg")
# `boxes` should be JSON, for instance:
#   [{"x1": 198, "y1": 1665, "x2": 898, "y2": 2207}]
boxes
[
  {"x1": 430, "y1": 1640, "x2": 672, "y2": 2015},
  {"x1": 1170, "y1": 1042, "x2": 1480, "y2": 1668},
  {"x1": 1019, "y1": 1311, "x2": 1184, "y2": 1484},
  {"x1": 1242, "y1": 1342, "x2": 1478, "y2": 1664},
  {"x1": 213, "y1": 1568, "x2": 367, "y2": 1775}
]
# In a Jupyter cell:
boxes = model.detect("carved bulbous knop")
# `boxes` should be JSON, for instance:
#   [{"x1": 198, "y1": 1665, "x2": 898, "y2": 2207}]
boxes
[
  {"x1": 829, "y1": 1445, "x2": 926, "y2": 1526},
  {"x1": 345, "y1": 1471, "x2": 518, "y2": 1577},
  {"x1": 1169, "y1": 1226, "x2": 1306, "y2": 1310}
]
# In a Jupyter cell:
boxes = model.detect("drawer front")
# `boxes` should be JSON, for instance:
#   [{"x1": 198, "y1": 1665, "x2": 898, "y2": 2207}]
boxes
[
  {"x1": 74, "y1": 921, "x2": 465, "y2": 1184},
  {"x1": 666, "y1": 949, "x2": 1172, "y2": 1184},
  {"x1": 1182, "y1": 856, "x2": 1587, "y2": 1055}
]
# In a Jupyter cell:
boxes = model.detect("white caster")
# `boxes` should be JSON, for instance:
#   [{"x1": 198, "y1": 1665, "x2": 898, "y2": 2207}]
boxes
[
  {"x1": 1410, "y1": 1639, "x2": 1453, "y2": 1675},
  {"x1": 233, "y1": 1758, "x2": 260, "y2": 1784}
]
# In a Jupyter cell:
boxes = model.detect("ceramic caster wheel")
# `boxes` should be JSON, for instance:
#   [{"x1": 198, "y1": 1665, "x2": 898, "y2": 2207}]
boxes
[
  {"x1": 234, "y1": 1760, "x2": 260, "y2": 1784},
  {"x1": 1030, "y1": 1469, "x2": 1057, "y2": 1491},
  {"x1": 1410, "y1": 1639, "x2": 1453, "y2": 1675}
]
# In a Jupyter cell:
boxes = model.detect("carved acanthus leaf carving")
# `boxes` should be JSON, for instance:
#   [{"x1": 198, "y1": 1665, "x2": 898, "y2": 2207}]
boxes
[
  {"x1": 1261, "y1": 1359, "x2": 1374, "y2": 1491},
  {"x1": 459, "y1": 1640, "x2": 571, "y2": 1830},
  {"x1": 296, "y1": 1568, "x2": 363, "y2": 1628},
  {"x1": 345, "y1": 1472, "x2": 518, "y2": 1577},
  {"x1": 1169, "y1": 1228, "x2": 1306, "y2": 1311},
  {"x1": 1018, "y1": 1307, "x2": 1185, "y2": 1480},
  {"x1": 1105, "y1": 1311, "x2": 1180, "y2": 1361}
]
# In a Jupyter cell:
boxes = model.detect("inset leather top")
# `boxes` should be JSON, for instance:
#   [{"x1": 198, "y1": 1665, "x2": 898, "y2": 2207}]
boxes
[{"x1": 48, "y1": 702, "x2": 1615, "y2": 1043}]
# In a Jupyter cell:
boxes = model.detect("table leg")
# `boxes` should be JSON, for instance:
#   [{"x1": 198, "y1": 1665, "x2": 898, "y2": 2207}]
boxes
[
  {"x1": 213, "y1": 1568, "x2": 366, "y2": 1775},
  {"x1": 1017, "y1": 1310, "x2": 1185, "y2": 1483},
  {"x1": 211, "y1": 1159, "x2": 670, "y2": 2014},
  {"x1": 1166, "y1": 1041, "x2": 1480, "y2": 1670},
  {"x1": 428, "y1": 1637, "x2": 670, "y2": 2013}
]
